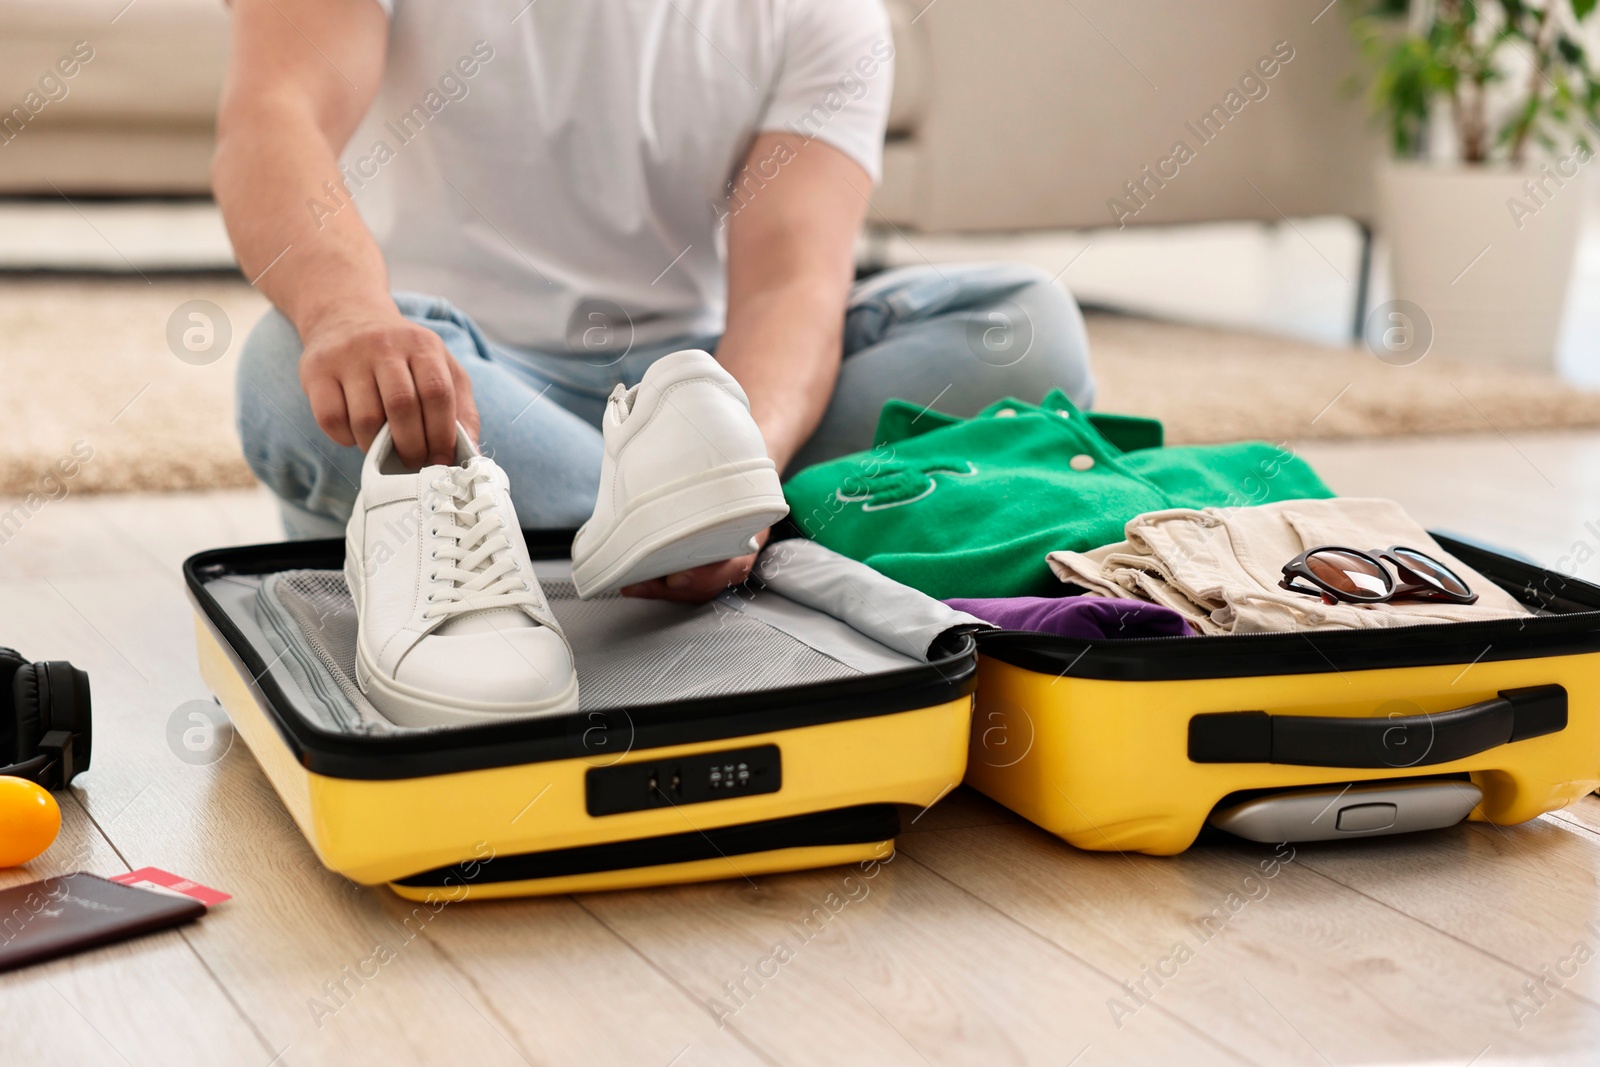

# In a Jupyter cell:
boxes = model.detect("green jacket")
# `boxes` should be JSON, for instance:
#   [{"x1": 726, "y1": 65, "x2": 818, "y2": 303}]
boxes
[{"x1": 783, "y1": 390, "x2": 1333, "y2": 599}]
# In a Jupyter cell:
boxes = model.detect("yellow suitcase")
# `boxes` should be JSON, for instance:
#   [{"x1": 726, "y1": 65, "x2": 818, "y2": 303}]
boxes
[
  {"x1": 185, "y1": 532, "x2": 974, "y2": 899},
  {"x1": 964, "y1": 535, "x2": 1600, "y2": 853}
]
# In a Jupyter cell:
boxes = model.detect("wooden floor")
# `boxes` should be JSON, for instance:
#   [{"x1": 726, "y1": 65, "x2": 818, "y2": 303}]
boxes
[{"x1": 6, "y1": 432, "x2": 1600, "y2": 1066}]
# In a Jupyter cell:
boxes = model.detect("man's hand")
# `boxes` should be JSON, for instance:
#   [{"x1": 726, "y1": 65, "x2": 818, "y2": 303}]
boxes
[
  {"x1": 298, "y1": 314, "x2": 479, "y2": 467},
  {"x1": 215, "y1": 0, "x2": 455, "y2": 460},
  {"x1": 619, "y1": 528, "x2": 769, "y2": 602},
  {"x1": 621, "y1": 133, "x2": 865, "y2": 605}
]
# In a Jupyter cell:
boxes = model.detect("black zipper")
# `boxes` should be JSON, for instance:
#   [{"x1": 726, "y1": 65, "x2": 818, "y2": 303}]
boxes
[{"x1": 393, "y1": 804, "x2": 901, "y2": 887}]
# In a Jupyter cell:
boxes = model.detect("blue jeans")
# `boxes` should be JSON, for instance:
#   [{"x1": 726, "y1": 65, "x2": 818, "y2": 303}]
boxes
[{"x1": 236, "y1": 263, "x2": 1097, "y2": 538}]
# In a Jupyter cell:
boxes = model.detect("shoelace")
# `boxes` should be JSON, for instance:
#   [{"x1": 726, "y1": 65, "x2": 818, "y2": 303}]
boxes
[{"x1": 423, "y1": 461, "x2": 539, "y2": 621}]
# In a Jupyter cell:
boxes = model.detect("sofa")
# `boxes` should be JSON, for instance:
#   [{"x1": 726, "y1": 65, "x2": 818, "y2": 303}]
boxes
[
  {"x1": 0, "y1": 0, "x2": 1378, "y2": 230},
  {"x1": 0, "y1": 0, "x2": 226, "y2": 195}
]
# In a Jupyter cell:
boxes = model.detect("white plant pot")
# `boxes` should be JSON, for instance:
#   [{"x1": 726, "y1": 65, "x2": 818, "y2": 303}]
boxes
[{"x1": 1379, "y1": 159, "x2": 1588, "y2": 368}]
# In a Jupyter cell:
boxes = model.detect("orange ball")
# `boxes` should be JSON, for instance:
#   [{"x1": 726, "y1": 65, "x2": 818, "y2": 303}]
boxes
[{"x1": 0, "y1": 776, "x2": 61, "y2": 867}]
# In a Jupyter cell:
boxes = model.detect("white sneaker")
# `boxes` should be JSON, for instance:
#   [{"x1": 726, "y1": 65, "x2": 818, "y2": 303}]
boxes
[
  {"x1": 345, "y1": 423, "x2": 579, "y2": 727},
  {"x1": 570, "y1": 349, "x2": 789, "y2": 598}
]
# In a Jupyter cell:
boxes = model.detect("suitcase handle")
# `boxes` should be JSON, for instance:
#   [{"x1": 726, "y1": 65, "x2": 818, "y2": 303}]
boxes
[{"x1": 1187, "y1": 685, "x2": 1567, "y2": 768}]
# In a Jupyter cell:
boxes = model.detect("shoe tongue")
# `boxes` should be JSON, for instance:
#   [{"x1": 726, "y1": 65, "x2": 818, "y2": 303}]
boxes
[
  {"x1": 437, "y1": 609, "x2": 534, "y2": 636},
  {"x1": 455, "y1": 424, "x2": 480, "y2": 465}
]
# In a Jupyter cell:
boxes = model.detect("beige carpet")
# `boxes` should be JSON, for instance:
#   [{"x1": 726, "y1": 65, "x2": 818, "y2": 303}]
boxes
[
  {"x1": 1088, "y1": 312, "x2": 1600, "y2": 445},
  {"x1": 2, "y1": 276, "x2": 1599, "y2": 495},
  {"x1": 0, "y1": 276, "x2": 265, "y2": 496}
]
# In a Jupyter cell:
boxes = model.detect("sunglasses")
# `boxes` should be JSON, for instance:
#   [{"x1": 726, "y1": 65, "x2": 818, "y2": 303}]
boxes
[{"x1": 1279, "y1": 545, "x2": 1479, "y2": 606}]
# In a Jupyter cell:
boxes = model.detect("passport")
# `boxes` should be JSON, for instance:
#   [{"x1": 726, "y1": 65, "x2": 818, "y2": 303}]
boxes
[{"x1": 0, "y1": 872, "x2": 206, "y2": 973}]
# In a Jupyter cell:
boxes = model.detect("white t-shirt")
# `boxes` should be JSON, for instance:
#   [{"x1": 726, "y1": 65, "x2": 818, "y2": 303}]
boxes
[{"x1": 340, "y1": 0, "x2": 894, "y2": 353}]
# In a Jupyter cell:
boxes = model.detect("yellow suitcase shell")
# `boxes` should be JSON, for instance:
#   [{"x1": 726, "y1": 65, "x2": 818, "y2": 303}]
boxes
[
  {"x1": 965, "y1": 535, "x2": 1600, "y2": 854},
  {"x1": 186, "y1": 534, "x2": 974, "y2": 898}
]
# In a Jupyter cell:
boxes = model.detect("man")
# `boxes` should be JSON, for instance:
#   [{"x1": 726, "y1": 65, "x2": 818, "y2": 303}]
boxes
[{"x1": 220, "y1": 0, "x2": 1095, "y2": 604}]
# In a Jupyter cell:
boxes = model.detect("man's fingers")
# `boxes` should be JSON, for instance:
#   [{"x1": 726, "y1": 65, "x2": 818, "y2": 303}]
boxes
[
  {"x1": 621, "y1": 576, "x2": 705, "y2": 603},
  {"x1": 620, "y1": 554, "x2": 756, "y2": 603},
  {"x1": 375, "y1": 360, "x2": 426, "y2": 466},
  {"x1": 411, "y1": 352, "x2": 458, "y2": 466},
  {"x1": 305, "y1": 377, "x2": 355, "y2": 448},
  {"x1": 343, "y1": 378, "x2": 386, "y2": 453}
]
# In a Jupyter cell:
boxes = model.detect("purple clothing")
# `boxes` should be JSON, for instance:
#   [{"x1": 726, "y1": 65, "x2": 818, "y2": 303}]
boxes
[{"x1": 945, "y1": 596, "x2": 1193, "y2": 639}]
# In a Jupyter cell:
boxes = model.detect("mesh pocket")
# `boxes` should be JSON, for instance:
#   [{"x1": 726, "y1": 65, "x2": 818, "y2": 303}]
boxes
[
  {"x1": 262, "y1": 569, "x2": 862, "y2": 731},
  {"x1": 262, "y1": 571, "x2": 385, "y2": 731}
]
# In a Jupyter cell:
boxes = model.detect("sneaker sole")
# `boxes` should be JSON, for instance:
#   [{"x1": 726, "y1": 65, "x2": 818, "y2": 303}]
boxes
[
  {"x1": 571, "y1": 460, "x2": 789, "y2": 598},
  {"x1": 346, "y1": 538, "x2": 581, "y2": 728}
]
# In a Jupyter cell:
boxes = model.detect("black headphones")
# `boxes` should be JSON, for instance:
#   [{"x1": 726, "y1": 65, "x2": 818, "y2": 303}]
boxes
[{"x1": 0, "y1": 648, "x2": 91, "y2": 790}]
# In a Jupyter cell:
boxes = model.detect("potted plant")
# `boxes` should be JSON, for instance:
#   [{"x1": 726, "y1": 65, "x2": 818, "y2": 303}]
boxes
[{"x1": 1351, "y1": 0, "x2": 1600, "y2": 367}]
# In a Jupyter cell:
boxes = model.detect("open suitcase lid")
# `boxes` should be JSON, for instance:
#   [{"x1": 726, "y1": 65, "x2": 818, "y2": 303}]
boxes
[
  {"x1": 185, "y1": 529, "x2": 979, "y2": 781},
  {"x1": 971, "y1": 534, "x2": 1600, "y2": 681}
]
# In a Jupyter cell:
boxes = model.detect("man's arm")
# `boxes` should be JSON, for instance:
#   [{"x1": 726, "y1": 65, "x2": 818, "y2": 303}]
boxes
[
  {"x1": 718, "y1": 133, "x2": 870, "y2": 471},
  {"x1": 213, "y1": 0, "x2": 476, "y2": 468},
  {"x1": 620, "y1": 133, "x2": 870, "y2": 602}
]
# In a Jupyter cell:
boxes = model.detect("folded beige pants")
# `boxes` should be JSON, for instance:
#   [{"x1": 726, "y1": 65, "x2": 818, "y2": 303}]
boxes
[{"x1": 1045, "y1": 498, "x2": 1528, "y2": 635}]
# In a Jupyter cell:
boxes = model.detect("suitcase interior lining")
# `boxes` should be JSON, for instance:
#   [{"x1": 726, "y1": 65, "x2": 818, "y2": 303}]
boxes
[{"x1": 209, "y1": 563, "x2": 922, "y2": 736}]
